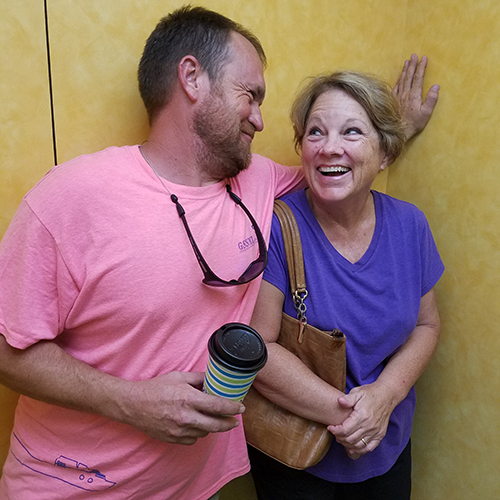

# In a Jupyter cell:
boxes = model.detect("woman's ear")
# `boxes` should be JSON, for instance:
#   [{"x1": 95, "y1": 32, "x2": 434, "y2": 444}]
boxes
[
  {"x1": 380, "y1": 154, "x2": 391, "y2": 170},
  {"x1": 177, "y1": 55, "x2": 206, "y2": 102}
]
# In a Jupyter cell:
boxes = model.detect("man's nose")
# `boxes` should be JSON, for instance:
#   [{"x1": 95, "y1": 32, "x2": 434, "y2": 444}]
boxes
[{"x1": 248, "y1": 104, "x2": 264, "y2": 132}]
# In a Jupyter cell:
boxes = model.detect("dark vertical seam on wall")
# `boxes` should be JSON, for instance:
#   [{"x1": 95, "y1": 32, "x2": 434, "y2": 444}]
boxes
[{"x1": 44, "y1": 0, "x2": 58, "y2": 165}]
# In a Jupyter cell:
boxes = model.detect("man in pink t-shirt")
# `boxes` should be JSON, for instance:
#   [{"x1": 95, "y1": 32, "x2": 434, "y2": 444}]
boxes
[{"x1": 0, "y1": 6, "x2": 438, "y2": 500}]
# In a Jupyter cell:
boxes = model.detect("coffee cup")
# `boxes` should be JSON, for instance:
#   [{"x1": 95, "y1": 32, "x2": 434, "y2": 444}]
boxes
[{"x1": 203, "y1": 323, "x2": 267, "y2": 402}]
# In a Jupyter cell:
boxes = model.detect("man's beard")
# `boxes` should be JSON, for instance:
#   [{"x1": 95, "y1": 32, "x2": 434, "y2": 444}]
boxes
[{"x1": 193, "y1": 92, "x2": 254, "y2": 180}]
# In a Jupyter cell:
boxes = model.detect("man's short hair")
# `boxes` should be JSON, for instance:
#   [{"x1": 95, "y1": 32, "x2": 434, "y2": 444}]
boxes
[{"x1": 138, "y1": 5, "x2": 267, "y2": 124}]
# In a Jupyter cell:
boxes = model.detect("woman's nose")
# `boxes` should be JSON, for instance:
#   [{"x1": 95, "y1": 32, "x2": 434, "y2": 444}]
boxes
[{"x1": 320, "y1": 135, "x2": 344, "y2": 156}]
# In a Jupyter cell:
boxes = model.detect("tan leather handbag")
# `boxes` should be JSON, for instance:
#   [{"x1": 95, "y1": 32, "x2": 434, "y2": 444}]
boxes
[{"x1": 243, "y1": 199, "x2": 346, "y2": 470}]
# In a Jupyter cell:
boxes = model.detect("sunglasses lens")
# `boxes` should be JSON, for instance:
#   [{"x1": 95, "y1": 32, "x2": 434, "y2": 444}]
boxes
[
  {"x1": 202, "y1": 253, "x2": 267, "y2": 287},
  {"x1": 238, "y1": 260, "x2": 266, "y2": 283}
]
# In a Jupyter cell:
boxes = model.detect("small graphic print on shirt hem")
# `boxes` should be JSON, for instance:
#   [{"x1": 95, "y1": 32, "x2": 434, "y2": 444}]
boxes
[{"x1": 11, "y1": 432, "x2": 117, "y2": 491}]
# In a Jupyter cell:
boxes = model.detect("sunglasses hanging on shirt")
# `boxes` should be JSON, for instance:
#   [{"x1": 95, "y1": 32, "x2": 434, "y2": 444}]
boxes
[{"x1": 170, "y1": 184, "x2": 268, "y2": 287}]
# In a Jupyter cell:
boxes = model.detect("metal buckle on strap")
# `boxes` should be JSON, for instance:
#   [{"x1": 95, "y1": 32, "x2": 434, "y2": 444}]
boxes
[{"x1": 293, "y1": 288, "x2": 308, "y2": 343}]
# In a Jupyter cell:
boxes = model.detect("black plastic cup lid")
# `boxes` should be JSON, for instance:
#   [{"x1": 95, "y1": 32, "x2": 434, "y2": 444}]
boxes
[{"x1": 209, "y1": 323, "x2": 267, "y2": 371}]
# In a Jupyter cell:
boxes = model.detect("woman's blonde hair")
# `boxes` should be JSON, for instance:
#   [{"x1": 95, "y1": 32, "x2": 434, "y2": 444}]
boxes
[{"x1": 291, "y1": 70, "x2": 406, "y2": 162}]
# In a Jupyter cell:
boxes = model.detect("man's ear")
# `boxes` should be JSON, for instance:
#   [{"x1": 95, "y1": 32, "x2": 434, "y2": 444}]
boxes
[{"x1": 177, "y1": 55, "x2": 206, "y2": 102}]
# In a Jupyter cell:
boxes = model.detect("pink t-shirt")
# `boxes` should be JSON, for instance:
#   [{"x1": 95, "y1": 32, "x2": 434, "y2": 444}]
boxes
[{"x1": 0, "y1": 146, "x2": 304, "y2": 499}]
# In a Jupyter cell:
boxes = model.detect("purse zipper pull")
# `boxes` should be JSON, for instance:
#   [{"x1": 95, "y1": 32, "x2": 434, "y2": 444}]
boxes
[{"x1": 298, "y1": 317, "x2": 306, "y2": 344}]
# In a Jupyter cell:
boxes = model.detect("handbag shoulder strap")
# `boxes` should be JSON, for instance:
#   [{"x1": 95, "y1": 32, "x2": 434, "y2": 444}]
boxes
[
  {"x1": 273, "y1": 200, "x2": 306, "y2": 294},
  {"x1": 273, "y1": 201, "x2": 309, "y2": 339}
]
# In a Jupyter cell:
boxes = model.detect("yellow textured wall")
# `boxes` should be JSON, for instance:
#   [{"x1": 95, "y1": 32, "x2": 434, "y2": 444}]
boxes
[
  {"x1": 0, "y1": 1, "x2": 54, "y2": 235},
  {"x1": 388, "y1": 1, "x2": 500, "y2": 498},
  {"x1": 46, "y1": 0, "x2": 406, "y2": 188},
  {"x1": 2, "y1": 1, "x2": 497, "y2": 498},
  {"x1": 0, "y1": 0, "x2": 54, "y2": 471}
]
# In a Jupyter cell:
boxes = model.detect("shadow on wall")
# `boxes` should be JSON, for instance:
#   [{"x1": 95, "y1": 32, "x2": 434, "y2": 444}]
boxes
[{"x1": 0, "y1": 387, "x2": 19, "y2": 474}]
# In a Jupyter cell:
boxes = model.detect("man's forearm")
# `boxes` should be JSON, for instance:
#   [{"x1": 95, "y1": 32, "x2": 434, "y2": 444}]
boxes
[
  {"x1": 0, "y1": 333, "x2": 245, "y2": 445},
  {"x1": 0, "y1": 334, "x2": 129, "y2": 421}
]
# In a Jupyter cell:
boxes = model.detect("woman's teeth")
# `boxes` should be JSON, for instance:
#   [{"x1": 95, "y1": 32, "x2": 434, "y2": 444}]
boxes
[{"x1": 319, "y1": 166, "x2": 350, "y2": 176}]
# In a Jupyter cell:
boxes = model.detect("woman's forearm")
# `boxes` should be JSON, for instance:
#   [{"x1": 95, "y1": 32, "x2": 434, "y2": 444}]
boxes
[
  {"x1": 253, "y1": 342, "x2": 350, "y2": 426},
  {"x1": 251, "y1": 279, "x2": 350, "y2": 426}
]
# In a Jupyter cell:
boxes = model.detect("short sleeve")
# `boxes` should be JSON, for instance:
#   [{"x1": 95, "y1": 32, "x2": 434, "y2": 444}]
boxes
[
  {"x1": 0, "y1": 200, "x2": 78, "y2": 349},
  {"x1": 272, "y1": 162, "x2": 305, "y2": 199},
  {"x1": 418, "y1": 214, "x2": 445, "y2": 296},
  {"x1": 247, "y1": 154, "x2": 305, "y2": 200},
  {"x1": 262, "y1": 213, "x2": 290, "y2": 296}
]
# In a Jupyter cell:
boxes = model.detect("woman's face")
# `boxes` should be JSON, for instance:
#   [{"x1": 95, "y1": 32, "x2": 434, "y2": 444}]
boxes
[{"x1": 301, "y1": 88, "x2": 389, "y2": 206}]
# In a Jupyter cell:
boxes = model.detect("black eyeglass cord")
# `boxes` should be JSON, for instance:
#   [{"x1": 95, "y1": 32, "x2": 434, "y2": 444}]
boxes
[
  {"x1": 170, "y1": 185, "x2": 237, "y2": 217},
  {"x1": 170, "y1": 194, "x2": 185, "y2": 217},
  {"x1": 139, "y1": 145, "x2": 266, "y2": 286}
]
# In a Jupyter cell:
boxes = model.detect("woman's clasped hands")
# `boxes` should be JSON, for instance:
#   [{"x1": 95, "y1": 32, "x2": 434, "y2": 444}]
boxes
[{"x1": 328, "y1": 381, "x2": 399, "y2": 460}]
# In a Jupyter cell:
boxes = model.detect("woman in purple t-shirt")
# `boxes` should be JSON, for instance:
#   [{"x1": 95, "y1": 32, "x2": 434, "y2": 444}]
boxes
[{"x1": 249, "y1": 70, "x2": 444, "y2": 500}]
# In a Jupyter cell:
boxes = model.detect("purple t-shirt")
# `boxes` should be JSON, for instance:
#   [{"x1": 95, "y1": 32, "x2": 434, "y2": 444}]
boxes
[{"x1": 263, "y1": 189, "x2": 444, "y2": 483}]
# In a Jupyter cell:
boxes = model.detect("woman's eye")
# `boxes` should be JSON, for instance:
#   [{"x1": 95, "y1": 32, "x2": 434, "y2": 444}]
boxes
[
  {"x1": 345, "y1": 127, "x2": 362, "y2": 136},
  {"x1": 308, "y1": 127, "x2": 322, "y2": 136}
]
